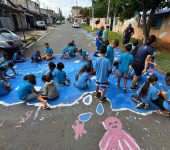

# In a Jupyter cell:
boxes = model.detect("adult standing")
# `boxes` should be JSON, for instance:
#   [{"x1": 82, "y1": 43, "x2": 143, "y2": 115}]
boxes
[
  {"x1": 122, "y1": 24, "x2": 134, "y2": 46},
  {"x1": 130, "y1": 35, "x2": 156, "y2": 90},
  {"x1": 102, "y1": 25, "x2": 109, "y2": 42}
]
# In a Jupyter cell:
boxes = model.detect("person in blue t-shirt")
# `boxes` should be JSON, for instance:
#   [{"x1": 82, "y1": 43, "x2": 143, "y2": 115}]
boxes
[
  {"x1": 31, "y1": 51, "x2": 42, "y2": 63},
  {"x1": 105, "y1": 39, "x2": 119, "y2": 66},
  {"x1": 71, "y1": 40, "x2": 77, "y2": 49},
  {"x1": 54, "y1": 62, "x2": 70, "y2": 86},
  {"x1": 130, "y1": 35, "x2": 156, "y2": 90},
  {"x1": 61, "y1": 42, "x2": 72, "y2": 59},
  {"x1": 84, "y1": 59, "x2": 95, "y2": 75},
  {"x1": 117, "y1": 44, "x2": 134, "y2": 92},
  {"x1": 43, "y1": 43, "x2": 53, "y2": 61},
  {"x1": 17, "y1": 74, "x2": 48, "y2": 109},
  {"x1": 95, "y1": 45, "x2": 112, "y2": 102},
  {"x1": 96, "y1": 26, "x2": 104, "y2": 51},
  {"x1": 75, "y1": 67, "x2": 91, "y2": 89},
  {"x1": 13, "y1": 50, "x2": 25, "y2": 63},
  {"x1": 78, "y1": 49, "x2": 89, "y2": 61},
  {"x1": 44, "y1": 61, "x2": 56, "y2": 80},
  {"x1": 136, "y1": 75, "x2": 158, "y2": 109},
  {"x1": 0, "y1": 80, "x2": 10, "y2": 96}
]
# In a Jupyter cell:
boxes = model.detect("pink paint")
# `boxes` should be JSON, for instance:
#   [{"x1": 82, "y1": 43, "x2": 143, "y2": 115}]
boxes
[
  {"x1": 99, "y1": 117, "x2": 140, "y2": 150},
  {"x1": 15, "y1": 110, "x2": 33, "y2": 128},
  {"x1": 72, "y1": 120, "x2": 87, "y2": 140}
]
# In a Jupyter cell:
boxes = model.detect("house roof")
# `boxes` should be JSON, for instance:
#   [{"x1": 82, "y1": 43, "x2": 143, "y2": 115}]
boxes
[
  {"x1": 140, "y1": 9, "x2": 170, "y2": 16},
  {"x1": 0, "y1": 3, "x2": 22, "y2": 13}
]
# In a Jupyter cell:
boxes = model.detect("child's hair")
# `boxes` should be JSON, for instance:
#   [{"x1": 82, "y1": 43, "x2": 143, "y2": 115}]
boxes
[
  {"x1": 133, "y1": 39, "x2": 139, "y2": 46},
  {"x1": 106, "y1": 25, "x2": 109, "y2": 29},
  {"x1": 113, "y1": 61, "x2": 119, "y2": 67},
  {"x1": 86, "y1": 67, "x2": 91, "y2": 73},
  {"x1": 23, "y1": 74, "x2": 36, "y2": 85},
  {"x1": 45, "y1": 43, "x2": 49, "y2": 47},
  {"x1": 78, "y1": 48, "x2": 82, "y2": 52},
  {"x1": 100, "y1": 26, "x2": 105, "y2": 30},
  {"x1": 41, "y1": 75, "x2": 51, "y2": 82},
  {"x1": 17, "y1": 50, "x2": 22, "y2": 55},
  {"x1": 0, "y1": 66, "x2": 7, "y2": 72},
  {"x1": 104, "y1": 40, "x2": 110, "y2": 46},
  {"x1": 99, "y1": 45, "x2": 107, "y2": 54},
  {"x1": 57, "y1": 62, "x2": 64, "y2": 71},
  {"x1": 87, "y1": 59, "x2": 92, "y2": 64},
  {"x1": 145, "y1": 35, "x2": 156, "y2": 46},
  {"x1": 139, "y1": 75, "x2": 158, "y2": 98},
  {"x1": 7, "y1": 62, "x2": 14, "y2": 68},
  {"x1": 36, "y1": 51, "x2": 41, "y2": 55},
  {"x1": 165, "y1": 72, "x2": 170, "y2": 85},
  {"x1": 68, "y1": 42, "x2": 72, "y2": 47},
  {"x1": 48, "y1": 61, "x2": 56, "y2": 70},
  {"x1": 149, "y1": 55, "x2": 155, "y2": 61},
  {"x1": 113, "y1": 39, "x2": 119, "y2": 47},
  {"x1": 72, "y1": 40, "x2": 75, "y2": 44},
  {"x1": 125, "y1": 43, "x2": 132, "y2": 52}
]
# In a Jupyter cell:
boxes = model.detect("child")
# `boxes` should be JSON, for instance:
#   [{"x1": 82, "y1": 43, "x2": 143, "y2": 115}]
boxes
[
  {"x1": 71, "y1": 40, "x2": 77, "y2": 49},
  {"x1": 95, "y1": 45, "x2": 112, "y2": 102},
  {"x1": 112, "y1": 61, "x2": 119, "y2": 78},
  {"x1": 54, "y1": 62, "x2": 70, "y2": 86},
  {"x1": 116, "y1": 44, "x2": 133, "y2": 92},
  {"x1": 143, "y1": 55, "x2": 159, "y2": 76},
  {"x1": 17, "y1": 74, "x2": 48, "y2": 108},
  {"x1": 0, "y1": 80, "x2": 10, "y2": 96},
  {"x1": 31, "y1": 51, "x2": 42, "y2": 63},
  {"x1": 43, "y1": 43, "x2": 53, "y2": 60},
  {"x1": 84, "y1": 59, "x2": 95, "y2": 75},
  {"x1": 78, "y1": 49, "x2": 88, "y2": 61},
  {"x1": 38, "y1": 75, "x2": 58, "y2": 109},
  {"x1": 13, "y1": 50, "x2": 25, "y2": 63},
  {"x1": 75, "y1": 68, "x2": 91, "y2": 89},
  {"x1": 0, "y1": 52, "x2": 10, "y2": 65},
  {"x1": 105, "y1": 39, "x2": 119, "y2": 66},
  {"x1": 44, "y1": 61, "x2": 56, "y2": 79},
  {"x1": 130, "y1": 39, "x2": 139, "y2": 57},
  {"x1": 75, "y1": 66, "x2": 87, "y2": 81},
  {"x1": 61, "y1": 42, "x2": 72, "y2": 59},
  {"x1": 136, "y1": 75, "x2": 158, "y2": 109}
]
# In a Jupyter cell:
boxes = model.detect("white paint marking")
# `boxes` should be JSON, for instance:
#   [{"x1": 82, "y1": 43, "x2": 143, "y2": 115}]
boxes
[
  {"x1": 124, "y1": 139, "x2": 133, "y2": 150},
  {"x1": 33, "y1": 106, "x2": 41, "y2": 120},
  {"x1": 118, "y1": 140, "x2": 124, "y2": 150}
]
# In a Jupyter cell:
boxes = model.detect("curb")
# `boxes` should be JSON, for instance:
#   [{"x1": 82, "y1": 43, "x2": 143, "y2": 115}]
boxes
[{"x1": 25, "y1": 27, "x2": 56, "y2": 49}]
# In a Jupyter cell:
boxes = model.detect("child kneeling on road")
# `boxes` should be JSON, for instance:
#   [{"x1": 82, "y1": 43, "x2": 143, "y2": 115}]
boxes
[{"x1": 43, "y1": 43, "x2": 53, "y2": 61}]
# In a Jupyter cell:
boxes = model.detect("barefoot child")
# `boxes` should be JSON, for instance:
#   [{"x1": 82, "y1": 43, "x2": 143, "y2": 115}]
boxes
[
  {"x1": 84, "y1": 59, "x2": 95, "y2": 75},
  {"x1": 78, "y1": 49, "x2": 88, "y2": 61},
  {"x1": 31, "y1": 51, "x2": 42, "y2": 63},
  {"x1": 116, "y1": 44, "x2": 133, "y2": 92},
  {"x1": 95, "y1": 45, "x2": 112, "y2": 102},
  {"x1": 61, "y1": 42, "x2": 72, "y2": 59},
  {"x1": 112, "y1": 61, "x2": 119, "y2": 78},
  {"x1": 44, "y1": 61, "x2": 56, "y2": 79},
  {"x1": 44, "y1": 43, "x2": 53, "y2": 60},
  {"x1": 13, "y1": 50, "x2": 25, "y2": 63}
]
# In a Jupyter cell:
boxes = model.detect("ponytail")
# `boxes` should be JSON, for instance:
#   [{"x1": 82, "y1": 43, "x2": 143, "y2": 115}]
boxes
[{"x1": 139, "y1": 75, "x2": 158, "y2": 98}]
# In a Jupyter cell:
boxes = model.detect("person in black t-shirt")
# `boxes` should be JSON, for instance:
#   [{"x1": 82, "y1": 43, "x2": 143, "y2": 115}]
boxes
[{"x1": 122, "y1": 24, "x2": 134, "y2": 46}]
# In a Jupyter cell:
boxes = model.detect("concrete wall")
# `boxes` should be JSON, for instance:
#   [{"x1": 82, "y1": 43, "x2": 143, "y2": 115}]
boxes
[
  {"x1": 28, "y1": 0, "x2": 40, "y2": 14},
  {"x1": 90, "y1": 18, "x2": 111, "y2": 29},
  {"x1": 11, "y1": 0, "x2": 28, "y2": 8}
]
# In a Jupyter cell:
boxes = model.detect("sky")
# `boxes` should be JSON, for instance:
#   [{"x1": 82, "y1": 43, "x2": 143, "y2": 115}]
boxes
[{"x1": 39, "y1": 0, "x2": 92, "y2": 17}]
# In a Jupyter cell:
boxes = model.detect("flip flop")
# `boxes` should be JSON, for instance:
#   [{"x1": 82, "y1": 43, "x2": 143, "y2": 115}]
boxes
[{"x1": 156, "y1": 110, "x2": 170, "y2": 117}]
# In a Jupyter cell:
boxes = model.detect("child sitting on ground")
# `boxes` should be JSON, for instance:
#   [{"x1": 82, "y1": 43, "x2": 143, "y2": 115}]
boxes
[
  {"x1": 78, "y1": 48, "x2": 88, "y2": 61},
  {"x1": 116, "y1": 44, "x2": 134, "y2": 92},
  {"x1": 0, "y1": 80, "x2": 10, "y2": 96},
  {"x1": 43, "y1": 43, "x2": 53, "y2": 60},
  {"x1": 17, "y1": 74, "x2": 48, "y2": 108},
  {"x1": 61, "y1": 42, "x2": 72, "y2": 59},
  {"x1": 54, "y1": 62, "x2": 70, "y2": 86},
  {"x1": 31, "y1": 51, "x2": 42, "y2": 63},
  {"x1": 143, "y1": 55, "x2": 159, "y2": 76},
  {"x1": 0, "y1": 53, "x2": 10, "y2": 66},
  {"x1": 71, "y1": 40, "x2": 77, "y2": 49},
  {"x1": 136, "y1": 75, "x2": 158, "y2": 109},
  {"x1": 105, "y1": 39, "x2": 119, "y2": 66},
  {"x1": 84, "y1": 59, "x2": 95, "y2": 75},
  {"x1": 38, "y1": 75, "x2": 58, "y2": 109},
  {"x1": 44, "y1": 61, "x2": 56, "y2": 79},
  {"x1": 95, "y1": 45, "x2": 112, "y2": 102},
  {"x1": 112, "y1": 61, "x2": 119, "y2": 78},
  {"x1": 13, "y1": 50, "x2": 25, "y2": 63},
  {"x1": 74, "y1": 67, "x2": 91, "y2": 89}
]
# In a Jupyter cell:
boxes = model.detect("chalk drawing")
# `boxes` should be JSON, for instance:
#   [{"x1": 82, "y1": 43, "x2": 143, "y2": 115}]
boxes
[
  {"x1": 72, "y1": 120, "x2": 87, "y2": 140},
  {"x1": 78, "y1": 112, "x2": 92, "y2": 122},
  {"x1": 99, "y1": 117, "x2": 140, "y2": 150},
  {"x1": 82, "y1": 95, "x2": 92, "y2": 106},
  {"x1": 15, "y1": 110, "x2": 33, "y2": 128},
  {"x1": 96, "y1": 103, "x2": 104, "y2": 116},
  {"x1": 31, "y1": 106, "x2": 41, "y2": 127},
  {"x1": 0, "y1": 123, "x2": 3, "y2": 127}
]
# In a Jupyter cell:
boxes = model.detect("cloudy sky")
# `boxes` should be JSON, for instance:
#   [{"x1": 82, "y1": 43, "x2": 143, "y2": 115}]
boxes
[{"x1": 39, "y1": 0, "x2": 92, "y2": 17}]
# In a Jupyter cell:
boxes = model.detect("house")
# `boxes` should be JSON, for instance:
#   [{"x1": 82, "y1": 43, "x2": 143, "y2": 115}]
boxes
[{"x1": 71, "y1": 6, "x2": 82, "y2": 18}]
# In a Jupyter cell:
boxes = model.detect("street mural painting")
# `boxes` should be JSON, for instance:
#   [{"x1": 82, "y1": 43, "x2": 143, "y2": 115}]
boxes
[
  {"x1": 15, "y1": 110, "x2": 33, "y2": 128},
  {"x1": 82, "y1": 94, "x2": 93, "y2": 106},
  {"x1": 99, "y1": 117, "x2": 140, "y2": 150},
  {"x1": 96, "y1": 103, "x2": 104, "y2": 116},
  {"x1": 78, "y1": 112, "x2": 92, "y2": 122},
  {"x1": 72, "y1": 120, "x2": 87, "y2": 140}
]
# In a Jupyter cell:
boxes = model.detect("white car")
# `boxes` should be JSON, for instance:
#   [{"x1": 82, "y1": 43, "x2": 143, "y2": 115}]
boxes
[
  {"x1": 0, "y1": 28, "x2": 22, "y2": 58},
  {"x1": 72, "y1": 22, "x2": 80, "y2": 28},
  {"x1": 36, "y1": 21, "x2": 47, "y2": 30}
]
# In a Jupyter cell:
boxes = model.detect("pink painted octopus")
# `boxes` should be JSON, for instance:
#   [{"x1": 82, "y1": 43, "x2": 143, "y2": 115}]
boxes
[
  {"x1": 72, "y1": 120, "x2": 87, "y2": 140},
  {"x1": 99, "y1": 117, "x2": 140, "y2": 150}
]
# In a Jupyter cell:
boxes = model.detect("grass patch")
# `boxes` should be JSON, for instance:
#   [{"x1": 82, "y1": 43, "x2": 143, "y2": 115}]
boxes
[{"x1": 81, "y1": 25, "x2": 170, "y2": 74}]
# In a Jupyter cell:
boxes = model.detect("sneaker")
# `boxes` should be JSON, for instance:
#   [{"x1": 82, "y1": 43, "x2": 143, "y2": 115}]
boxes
[
  {"x1": 123, "y1": 87, "x2": 127, "y2": 93},
  {"x1": 100, "y1": 97, "x2": 107, "y2": 103},
  {"x1": 144, "y1": 104, "x2": 149, "y2": 110},
  {"x1": 95, "y1": 92, "x2": 101, "y2": 99},
  {"x1": 136, "y1": 102, "x2": 144, "y2": 109},
  {"x1": 115, "y1": 83, "x2": 120, "y2": 88},
  {"x1": 129, "y1": 86, "x2": 137, "y2": 90}
]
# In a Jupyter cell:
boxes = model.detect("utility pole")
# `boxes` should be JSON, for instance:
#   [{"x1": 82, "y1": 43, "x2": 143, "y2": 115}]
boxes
[
  {"x1": 76, "y1": 0, "x2": 78, "y2": 17},
  {"x1": 92, "y1": 0, "x2": 94, "y2": 30},
  {"x1": 107, "y1": 0, "x2": 110, "y2": 25}
]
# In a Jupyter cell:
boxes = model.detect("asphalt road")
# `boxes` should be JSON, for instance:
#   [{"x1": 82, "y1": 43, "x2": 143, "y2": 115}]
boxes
[{"x1": 0, "y1": 23, "x2": 170, "y2": 150}]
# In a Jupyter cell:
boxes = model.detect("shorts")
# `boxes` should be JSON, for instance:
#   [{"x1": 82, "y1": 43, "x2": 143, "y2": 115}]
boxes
[
  {"x1": 132, "y1": 62, "x2": 144, "y2": 76},
  {"x1": 122, "y1": 37, "x2": 130, "y2": 45},
  {"x1": 24, "y1": 93, "x2": 40, "y2": 102},
  {"x1": 118, "y1": 71, "x2": 128, "y2": 77},
  {"x1": 44, "y1": 54, "x2": 53, "y2": 60},
  {"x1": 96, "y1": 81, "x2": 108, "y2": 88}
]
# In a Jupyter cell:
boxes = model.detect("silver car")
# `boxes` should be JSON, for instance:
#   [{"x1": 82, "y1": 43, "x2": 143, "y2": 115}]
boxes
[{"x1": 0, "y1": 28, "x2": 23, "y2": 58}]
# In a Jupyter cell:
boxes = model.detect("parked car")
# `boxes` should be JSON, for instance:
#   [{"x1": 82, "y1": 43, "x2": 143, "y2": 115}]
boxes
[
  {"x1": 36, "y1": 21, "x2": 47, "y2": 30},
  {"x1": 72, "y1": 22, "x2": 80, "y2": 28},
  {"x1": 62, "y1": 20, "x2": 65, "y2": 24},
  {"x1": 0, "y1": 28, "x2": 23, "y2": 59},
  {"x1": 56, "y1": 21, "x2": 61, "y2": 25}
]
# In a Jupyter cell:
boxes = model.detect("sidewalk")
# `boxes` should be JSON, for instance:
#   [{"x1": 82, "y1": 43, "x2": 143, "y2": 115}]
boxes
[{"x1": 15, "y1": 25, "x2": 56, "y2": 48}]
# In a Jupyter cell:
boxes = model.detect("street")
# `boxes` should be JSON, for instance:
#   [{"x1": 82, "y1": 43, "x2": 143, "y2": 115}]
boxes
[{"x1": 0, "y1": 23, "x2": 170, "y2": 150}]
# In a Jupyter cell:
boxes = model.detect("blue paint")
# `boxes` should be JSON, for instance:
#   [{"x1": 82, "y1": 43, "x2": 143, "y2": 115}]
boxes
[
  {"x1": 96, "y1": 103, "x2": 104, "y2": 115},
  {"x1": 78, "y1": 112, "x2": 92, "y2": 122}
]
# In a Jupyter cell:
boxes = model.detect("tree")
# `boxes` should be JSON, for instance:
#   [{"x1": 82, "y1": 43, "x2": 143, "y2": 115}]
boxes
[{"x1": 80, "y1": 7, "x2": 92, "y2": 25}]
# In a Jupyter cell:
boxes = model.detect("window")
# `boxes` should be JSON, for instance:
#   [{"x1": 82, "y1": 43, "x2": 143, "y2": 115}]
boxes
[{"x1": 151, "y1": 14, "x2": 164, "y2": 28}]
